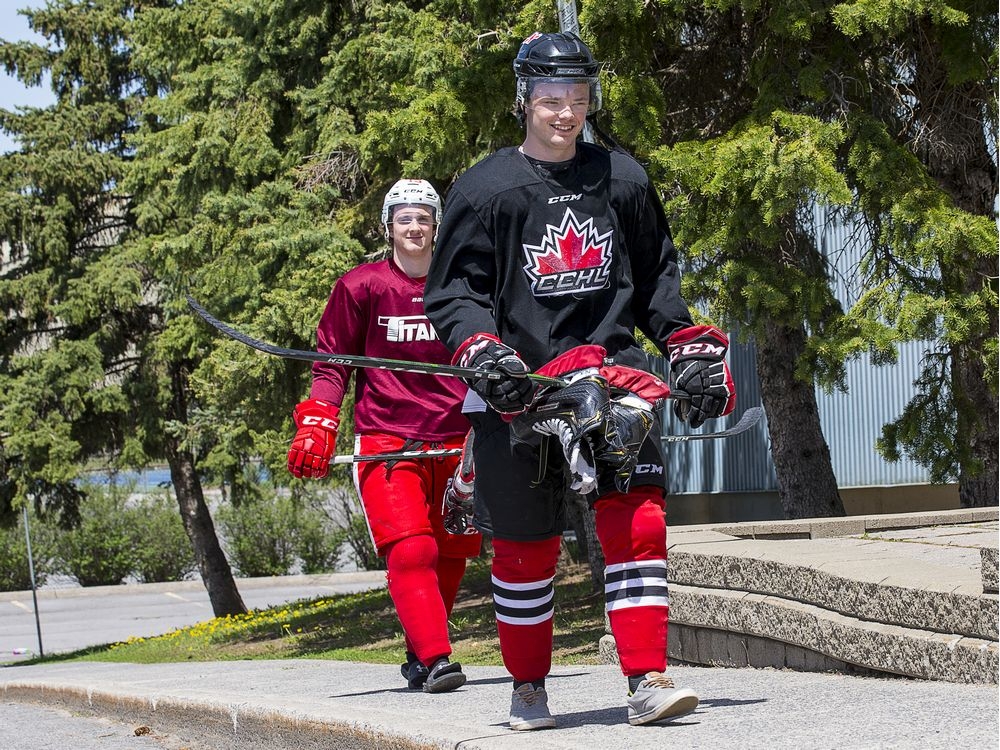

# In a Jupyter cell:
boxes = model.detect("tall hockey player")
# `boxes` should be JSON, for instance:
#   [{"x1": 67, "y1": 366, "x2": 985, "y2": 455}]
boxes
[
  {"x1": 424, "y1": 33, "x2": 736, "y2": 728},
  {"x1": 287, "y1": 179, "x2": 481, "y2": 694}
]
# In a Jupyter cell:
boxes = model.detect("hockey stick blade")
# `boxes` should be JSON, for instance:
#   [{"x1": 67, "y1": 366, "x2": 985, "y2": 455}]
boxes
[
  {"x1": 663, "y1": 405, "x2": 765, "y2": 443},
  {"x1": 186, "y1": 296, "x2": 566, "y2": 386},
  {"x1": 332, "y1": 448, "x2": 462, "y2": 465}
]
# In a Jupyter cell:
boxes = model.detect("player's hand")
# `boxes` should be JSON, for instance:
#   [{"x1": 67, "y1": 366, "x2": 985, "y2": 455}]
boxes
[
  {"x1": 287, "y1": 398, "x2": 340, "y2": 478},
  {"x1": 454, "y1": 333, "x2": 535, "y2": 415},
  {"x1": 666, "y1": 325, "x2": 736, "y2": 428}
]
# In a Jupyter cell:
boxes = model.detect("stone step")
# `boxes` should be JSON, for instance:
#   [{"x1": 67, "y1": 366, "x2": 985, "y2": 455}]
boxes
[
  {"x1": 600, "y1": 584, "x2": 997, "y2": 684},
  {"x1": 599, "y1": 512, "x2": 999, "y2": 684},
  {"x1": 667, "y1": 549, "x2": 997, "y2": 640}
]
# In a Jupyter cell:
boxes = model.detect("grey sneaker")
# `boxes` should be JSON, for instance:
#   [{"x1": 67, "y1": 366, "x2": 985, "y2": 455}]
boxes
[
  {"x1": 627, "y1": 672, "x2": 699, "y2": 726},
  {"x1": 509, "y1": 683, "x2": 556, "y2": 730}
]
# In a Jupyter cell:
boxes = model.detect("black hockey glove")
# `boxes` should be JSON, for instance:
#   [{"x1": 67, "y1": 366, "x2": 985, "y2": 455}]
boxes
[
  {"x1": 512, "y1": 371, "x2": 609, "y2": 495},
  {"x1": 443, "y1": 430, "x2": 478, "y2": 536},
  {"x1": 454, "y1": 333, "x2": 535, "y2": 415},
  {"x1": 666, "y1": 325, "x2": 736, "y2": 429}
]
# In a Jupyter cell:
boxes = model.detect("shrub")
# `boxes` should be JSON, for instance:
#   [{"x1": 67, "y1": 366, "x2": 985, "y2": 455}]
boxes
[
  {"x1": 132, "y1": 492, "x2": 198, "y2": 583},
  {"x1": 216, "y1": 492, "x2": 300, "y2": 577},
  {"x1": 332, "y1": 510, "x2": 385, "y2": 572},
  {"x1": 56, "y1": 485, "x2": 138, "y2": 586},
  {"x1": 0, "y1": 508, "x2": 57, "y2": 592},
  {"x1": 295, "y1": 505, "x2": 344, "y2": 574}
]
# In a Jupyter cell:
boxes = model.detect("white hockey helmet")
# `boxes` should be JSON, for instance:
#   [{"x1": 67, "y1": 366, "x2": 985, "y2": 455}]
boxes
[{"x1": 381, "y1": 179, "x2": 442, "y2": 227}]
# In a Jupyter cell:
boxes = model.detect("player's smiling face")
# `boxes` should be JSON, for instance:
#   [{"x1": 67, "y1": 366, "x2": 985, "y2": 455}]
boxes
[
  {"x1": 390, "y1": 205, "x2": 435, "y2": 258},
  {"x1": 522, "y1": 81, "x2": 589, "y2": 161}
]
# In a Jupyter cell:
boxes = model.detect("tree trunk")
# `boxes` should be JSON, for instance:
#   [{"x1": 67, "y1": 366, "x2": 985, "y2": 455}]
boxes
[
  {"x1": 950, "y1": 251, "x2": 999, "y2": 507},
  {"x1": 166, "y1": 446, "x2": 247, "y2": 616},
  {"x1": 165, "y1": 364, "x2": 246, "y2": 617},
  {"x1": 953, "y1": 339, "x2": 999, "y2": 507},
  {"x1": 755, "y1": 319, "x2": 845, "y2": 518},
  {"x1": 914, "y1": 20, "x2": 999, "y2": 507}
]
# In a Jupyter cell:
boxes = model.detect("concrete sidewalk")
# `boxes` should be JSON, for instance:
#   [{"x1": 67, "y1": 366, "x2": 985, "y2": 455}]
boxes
[
  {"x1": 2, "y1": 659, "x2": 998, "y2": 749},
  {"x1": 1, "y1": 508, "x2": 998, "y2": 749}
]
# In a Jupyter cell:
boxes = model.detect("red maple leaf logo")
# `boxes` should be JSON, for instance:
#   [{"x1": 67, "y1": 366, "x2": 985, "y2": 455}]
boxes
[{"x1": 522, "y1": 209, "x2": 613, "y2": 297}]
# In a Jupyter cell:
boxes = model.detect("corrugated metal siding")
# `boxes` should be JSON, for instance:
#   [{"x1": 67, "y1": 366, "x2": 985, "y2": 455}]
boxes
[
  {"x1": 813, "y1": 209, "x2": 935, "y2": 487},
  {"x1": 647, "y1": 350, "x2": 775, "y2": 495},
  {"x1": 814, "y1": 207, "x2": 930, "y2": 487},
  {"x1": 658, "y1": 205, "x2": 935, "y2": 494},
  {"x1": 816, "y1": 342, "x2": 934, "y2": 487}
]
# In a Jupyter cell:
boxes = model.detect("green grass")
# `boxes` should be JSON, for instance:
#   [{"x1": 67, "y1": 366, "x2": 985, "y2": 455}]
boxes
[{"x1": 30, "y1": 558, "x2": 607, "y2": 667}]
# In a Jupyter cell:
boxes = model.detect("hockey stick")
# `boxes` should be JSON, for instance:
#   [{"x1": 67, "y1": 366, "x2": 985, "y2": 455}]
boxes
[
  {"x1": 188, "y1": 297, "x2": 756, "y2": 443},
  {"x1": 332, "y1": 448, "x2": 462, "y2": 465},
  {"x1": 333, "y1": 408, "x2": 764, "y2": 464},
  {"x1": 662, "y1": 405, "x2": 765, "y2": 443},
  {"x1": 186, "y1": 297, "x2": 568, "y2": 387},
  {"x1": 556, "y1": 0, "x2": 596, "y2": 144}
]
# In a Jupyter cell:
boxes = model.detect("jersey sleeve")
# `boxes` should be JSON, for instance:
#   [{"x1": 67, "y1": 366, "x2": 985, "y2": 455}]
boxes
[
  {"x1": 309, "y1": 275, "x2": 365, "y2": 405},
  {"x1": 628, "y1": 179, "x2": 694, "y2": 352},
  {"x1": 424, "y1": 186, "x2": 500, "y2": 353}
]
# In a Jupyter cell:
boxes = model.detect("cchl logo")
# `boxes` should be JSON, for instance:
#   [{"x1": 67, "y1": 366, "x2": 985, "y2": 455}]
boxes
[
  {"x1": 378, "y1": 315, "x2": 439, "y2": 343},
  {"x1": 522, "y1": 208, "x2": 613, "y2": 297},
  {"x1": 547, "y1": 193, "x2": 582, "y2": 204},
  {"x1": 634, "y1": 464, "x2": 664, "y2": 475}
]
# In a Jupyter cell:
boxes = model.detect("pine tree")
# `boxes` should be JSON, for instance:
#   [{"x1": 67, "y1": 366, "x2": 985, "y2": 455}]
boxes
[
  {"x1": 1, "y1": 0, "x2": 151, "y2": 526},
  {"x1": 834, "y1": 0, "x2": 998, "y2": 506},
  {"x1": 589, "y1": 0, "x2": 997, "y2": 514},
  {"x1": 0, "y1": 0, "x2": 246, "y2": 615}
]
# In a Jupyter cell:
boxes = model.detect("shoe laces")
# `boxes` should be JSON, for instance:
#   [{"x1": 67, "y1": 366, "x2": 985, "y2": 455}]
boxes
[
  {"x1": 515, "y1": 684, "x2": 543, "y2": 705},
  {"x1": 639, "y1": 672, "x2": 676, "y2": 691}
]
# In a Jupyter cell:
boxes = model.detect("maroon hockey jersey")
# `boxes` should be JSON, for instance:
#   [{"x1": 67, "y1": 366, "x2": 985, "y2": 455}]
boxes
[{"x1": 310, "y1": 258, "x2": 468, "y2": 440}]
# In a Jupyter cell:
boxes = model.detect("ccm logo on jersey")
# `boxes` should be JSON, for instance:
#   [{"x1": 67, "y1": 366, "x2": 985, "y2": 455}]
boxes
[
  {"x1": 548, "y1": 193, "x2": 582, "y2": 204},
  {"x1": 634, "y1": 463, "x2": 664, "y2": 475},
  {"x1": 522, "y1": 208, "x2": 613, "y2": 297},
  {"x1": 378, "y1": 315, "x2": 440, "y2": 343}
]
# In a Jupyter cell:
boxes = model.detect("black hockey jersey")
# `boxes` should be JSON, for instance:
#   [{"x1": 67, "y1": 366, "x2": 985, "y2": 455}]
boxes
[{"x1": 425, "y1": 142, "x2": 694, "y2": 371}]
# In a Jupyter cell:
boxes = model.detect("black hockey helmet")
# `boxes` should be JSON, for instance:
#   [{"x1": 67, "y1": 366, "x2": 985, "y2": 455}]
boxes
[{"x1": 513, "y1": 31, "x2": 603, "y2": 121}]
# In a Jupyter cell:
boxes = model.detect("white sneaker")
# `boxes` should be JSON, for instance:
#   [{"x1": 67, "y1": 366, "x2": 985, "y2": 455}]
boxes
[
  {"x1": 627, "y1": 672, "x2": 699, "y2": 726},
  {"x1": 509, "y1": 683, "x2": 557, "y2": 730}
]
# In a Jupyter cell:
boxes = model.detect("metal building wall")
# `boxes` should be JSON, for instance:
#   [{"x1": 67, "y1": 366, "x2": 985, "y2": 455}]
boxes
[
  {"x1": 648, "y1": 348, "x2": 775, "y2": 495},
  {"x1": 812, "y1": 210, "x2": 935, "y2": 488},
  {"x1": 659, "y1": 206, "x2": 935, "y2": 494}
]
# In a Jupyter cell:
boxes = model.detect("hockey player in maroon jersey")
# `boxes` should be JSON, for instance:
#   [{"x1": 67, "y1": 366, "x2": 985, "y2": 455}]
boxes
[
  {"x1": 424, "y1": 33, "x2": 735, "y2": 728},
  {"x1": 287, "y1": 179, "x2": 481, "y2": 694}
]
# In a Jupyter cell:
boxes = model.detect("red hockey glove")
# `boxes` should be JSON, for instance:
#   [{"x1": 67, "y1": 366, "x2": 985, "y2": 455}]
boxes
[
  {"x1": 287, "y1": 398, "x2": 340, "y2": 479},
  {"x1": 453, "y1": 333, "x2": 535, "y2": 415},
  {"x1": 666, "y1": 325, "x2": 736, "y2": 428}
]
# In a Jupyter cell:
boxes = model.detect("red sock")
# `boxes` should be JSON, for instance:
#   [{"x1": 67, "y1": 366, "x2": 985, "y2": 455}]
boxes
[
  {"x1": 595, "y1": 489, "x2": 669, "y2": 675},
  {"x1": 386, "y1": 535, "x2": 451, "y2": 665},
  {"x1": 491, "y1": 536, "x2": 562, "y2": 683},
  {"x1": 436, "y1": 555, "x2": 467, "y2": 617}
]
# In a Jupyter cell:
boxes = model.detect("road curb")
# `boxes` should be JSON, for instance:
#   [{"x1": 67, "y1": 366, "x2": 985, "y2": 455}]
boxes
[{"x1": 1, "y1": 682, "x2": 442, "y2": 750}]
